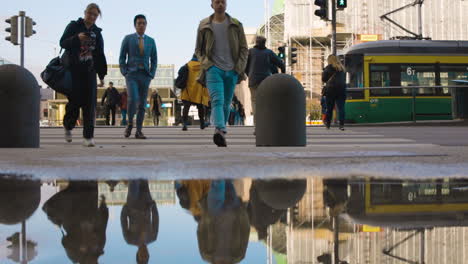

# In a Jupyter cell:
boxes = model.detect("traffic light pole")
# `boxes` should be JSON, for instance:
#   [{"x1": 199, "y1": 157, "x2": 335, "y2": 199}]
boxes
[
  {"x1": 19, "y1": 11, "x2": 25, "y2": 67},
  {"x1": 331, "y1": 0, "x2": 337, "y2": 56}
]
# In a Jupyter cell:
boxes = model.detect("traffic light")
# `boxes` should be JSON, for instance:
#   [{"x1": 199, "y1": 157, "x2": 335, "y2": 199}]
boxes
[
  {"x1": 25, "y1": 17, "x2": 36, "y2": 38},
  {"x1": 337, "y1": 0, "x2": 347, "y2": 9},
  {"x1": 314, "y1": 0, "x2": 328, "y2": 21},
  {"x1": 278, "y1": 45, "x2": 286, "y2": 60},
  {"x1": 289, "y1": 46, "x2": 298, "y2": 65},
  {"x1": 5, "y1": 16, "x2": 19, "y2": 45}
]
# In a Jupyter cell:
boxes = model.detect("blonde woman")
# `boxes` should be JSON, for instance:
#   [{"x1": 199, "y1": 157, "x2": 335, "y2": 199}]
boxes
[
  {"x1": 61, "y1": 3, "x2": 107, "y2": 146},
  {"x1": 322, "y1": 55, "x2": 346, "y2": 131}
]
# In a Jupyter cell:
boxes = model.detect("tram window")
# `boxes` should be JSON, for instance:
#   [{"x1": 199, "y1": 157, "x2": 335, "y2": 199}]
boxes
[
  {"x1": 346, "y1": 54, "x2": 365, "y2": 100},
  {"x1": 347, "y1": 71, "x2": 364, "y2": 99},
  {"x1": 400, "y1": 65, "x2": 436, "y2": 96},
  {"x1": 440, "y1": 65, "x2": 468, "y2": 95},
  {"x1": 370, "y1": 65, "x2": 391, "y2": 96}
]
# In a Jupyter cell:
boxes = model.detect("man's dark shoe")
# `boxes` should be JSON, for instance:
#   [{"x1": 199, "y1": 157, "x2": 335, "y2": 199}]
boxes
[
  {"x1": 213, "y1": 129, "x2": 227, "y2": 147},
  {"x1": 124, "y1": 125, "x2": 133, "y2": 138},
  {"x1": 182, "y1": 125, "x2": 188, "y2": 131},
  {"x1": 135, "y1": 131, "x2": 147, "y2": 139}
]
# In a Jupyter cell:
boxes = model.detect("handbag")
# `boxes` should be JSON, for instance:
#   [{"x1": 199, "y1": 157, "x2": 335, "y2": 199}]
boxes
[
  {"x1": 175, "y1": 64, "x2": 189, "y2": 90},
  {"x1": 323, "y1": 72, "x2": 337, "y2": 96},
  {"x1": 41, "y1": 50, "x2": 72, "y2": 97}
]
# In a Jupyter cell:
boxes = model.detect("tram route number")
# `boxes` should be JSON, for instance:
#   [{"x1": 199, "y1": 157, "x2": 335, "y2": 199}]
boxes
[{"x1": 406, "y1": 67, "x2": 416, "y2": 76}]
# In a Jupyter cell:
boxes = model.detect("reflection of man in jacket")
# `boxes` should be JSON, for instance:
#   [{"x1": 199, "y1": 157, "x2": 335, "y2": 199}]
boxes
[
  {"x1": 121, "y1": 180, "x2": 159, "y2": 264},
  {"x1": 197, "y1": 180, "x2": 250, "y2": 264},
  {"x1": 101, "y1": 82, "x2": 121, "y2": 126},
  {"x1": 42, "y1": 181, "x2": 108, "y2": 264}
]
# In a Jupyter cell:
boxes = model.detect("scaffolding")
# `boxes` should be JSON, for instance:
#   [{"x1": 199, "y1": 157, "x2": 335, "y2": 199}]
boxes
[{"x1": 261, "y1": 0, "x2": 468, "y2": 101}]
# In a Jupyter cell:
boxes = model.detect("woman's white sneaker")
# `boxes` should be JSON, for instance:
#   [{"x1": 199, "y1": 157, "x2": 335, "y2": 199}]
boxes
[
  {"x1": 64, "y1": 129, "x2": 72, "y2": 143},
  {"x1": 83, "y1": 138, "x2": 96, "y2": 147}
]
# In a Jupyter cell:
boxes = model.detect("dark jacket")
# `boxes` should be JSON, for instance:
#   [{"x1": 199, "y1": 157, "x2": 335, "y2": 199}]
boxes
[
  {"x1": 60, "y1": 18, "x2": 107, "y2": 80},
  {"x1": 42, "y1": 182, "x2": 108, "y2": 264},
  {"x1": 152, "y1": 93, "x2": 163, "y2": 113},
  {"x1": 101, "y1": 87, "x2": 121, "y2": 106},
  {"x1": 322, "y1": 64, "x2": 346, "y2": 97},
  {"x1": 245, "y1": 46, "x2": 285, "y2": 87},
  {"x1": 120, "y1": 91, "x2": 128, "y2": 110},
  {"x1": 121, "y1": 180, "x2": 159, "y2": 247}
]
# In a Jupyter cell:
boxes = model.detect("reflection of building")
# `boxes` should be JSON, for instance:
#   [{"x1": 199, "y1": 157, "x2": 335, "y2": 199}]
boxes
[
  {"x1": 48, "y1": 64, "x2": 177, "y2": 126},
  {"x1": 55, "y1": 181, "x2": 176, "y2": 205},
  {"x1": 98, "y1": 181, "x2": 175, "y2": 206},
  {"x1": 269, "y1": 178, "x2": 468, "y2": 264}
]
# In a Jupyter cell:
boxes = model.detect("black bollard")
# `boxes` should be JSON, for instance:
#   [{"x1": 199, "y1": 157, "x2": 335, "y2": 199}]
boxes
[
  {"x1": 255, "y1": 74, "x2": 306, "y2": 147},
  {"x1": 0, "y1": 64, "x2": 40, "y2": 148}
]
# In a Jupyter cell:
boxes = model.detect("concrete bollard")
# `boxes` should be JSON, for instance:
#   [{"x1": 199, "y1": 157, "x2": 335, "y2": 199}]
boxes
[
  {"x1": 255, "y1": 74, "x2": 306, "y2": 147},
  {"x1": 0, "y1": 64, "x2": 40, "y2": 148},
  {"x1": 254, "y1": 179, "x2": 307, "y2": 210}
]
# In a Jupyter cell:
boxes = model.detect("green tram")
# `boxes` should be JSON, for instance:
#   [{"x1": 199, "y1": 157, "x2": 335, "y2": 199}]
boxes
[
  {"x1": 344, "y1": 40, "x2": 468, "y2": 123},
  {"x1": 342, "y1": 179, "x2": 468, "y2": 228}
]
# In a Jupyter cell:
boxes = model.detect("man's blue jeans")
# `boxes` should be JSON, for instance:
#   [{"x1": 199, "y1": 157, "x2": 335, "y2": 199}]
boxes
[
  {"x1": 126, "y1": 71, "x2": 151, "y2": 131},
  {"x1": 206, "y1": 66, "x2": 238, "y2": 131}
]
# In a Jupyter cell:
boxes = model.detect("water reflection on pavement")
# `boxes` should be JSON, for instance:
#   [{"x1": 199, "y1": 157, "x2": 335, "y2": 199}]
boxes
[{"x1": 1, "y1": 174, "x2": 468, "y2": 264}]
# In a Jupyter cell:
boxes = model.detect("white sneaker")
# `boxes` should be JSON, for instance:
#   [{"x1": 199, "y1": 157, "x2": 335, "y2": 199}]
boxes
[
  {"x1": 83, "y1": 138, "x2": 96, "y2": 147},
  {"x1": 65, "y1": 129, "x2": 72, "y2": 143}
]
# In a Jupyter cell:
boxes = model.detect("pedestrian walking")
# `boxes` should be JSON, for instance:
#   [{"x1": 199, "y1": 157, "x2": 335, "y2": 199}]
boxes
[
  {"x1": 61, "y1": 3, "x2": 107, "y2": 147},
  {"x1": 245, "y1": 36, "x2": 285, "y2": 130},
  {"x1": 120, "y1": 90, "x2": 128, "y2": 126},
  {"x1": 119, "y1": 14, "x2": 158, "y2": 139},
  {"x1": 179, "y1": 55, "x2": 210, "y2": 131},
  {"x1": 322, "y1": 55, "x2": 347, "y2": 131},
  {"x1": 121, "y1": 180, "x2": 159, "y2": 264},
  {"x1": 101, "y1": 82, "x2": 121, "y2": 126},
  {"x1": 151, "y1": 90, "x2": 163, "y2": 126},
  {"x1": 228, "y1": 95, "x2": 244, "y2": 126},
  {"x1": 195, "y1": 0, "x2": 249, "y2": 147}
]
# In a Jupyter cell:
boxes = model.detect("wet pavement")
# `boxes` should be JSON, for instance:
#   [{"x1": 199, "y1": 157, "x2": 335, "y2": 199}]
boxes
[
  {"x1": 2, "y1": 126, "x2": 468, "y2": 263},
  {"x1": 2, "y1": 126, "x2": 468, "y2": 179},
  {"x1": 1, "y1": 174, "x2": 468, "y2": 264}
]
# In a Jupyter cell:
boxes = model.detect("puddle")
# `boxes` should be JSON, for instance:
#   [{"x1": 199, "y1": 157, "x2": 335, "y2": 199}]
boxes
[{"x1": 1, "y1": 174, "x2": 468, "y2": 263}]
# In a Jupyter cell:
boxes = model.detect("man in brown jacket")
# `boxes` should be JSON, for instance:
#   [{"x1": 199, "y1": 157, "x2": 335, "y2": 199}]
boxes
[{"x1": 195, "y1": 0, "x2": 248, "y2": 147}]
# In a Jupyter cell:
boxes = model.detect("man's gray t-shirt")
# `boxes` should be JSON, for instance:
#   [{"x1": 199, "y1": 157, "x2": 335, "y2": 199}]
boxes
[{"x1": 211, "y1": 18, "x2": 235, "y2": 71}]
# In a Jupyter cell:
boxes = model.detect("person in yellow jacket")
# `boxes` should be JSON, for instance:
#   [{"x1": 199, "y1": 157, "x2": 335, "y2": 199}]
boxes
[{"x1": 180, "y1": 54, "x2": 210, "y2": 131}]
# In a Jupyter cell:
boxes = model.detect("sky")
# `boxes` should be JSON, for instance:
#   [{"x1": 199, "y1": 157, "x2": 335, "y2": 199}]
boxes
[{"x1": 0, "y1": 0, "x2": 275, "y2": 84}]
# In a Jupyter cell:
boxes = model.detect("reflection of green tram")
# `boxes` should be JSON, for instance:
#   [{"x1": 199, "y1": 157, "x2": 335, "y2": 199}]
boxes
[
  {"x1": 344, "y1": 179, "x2": 468, "y2": 228},
  {"x1": 344, "y1": 40, "x2": 468, "y2": 123}
]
